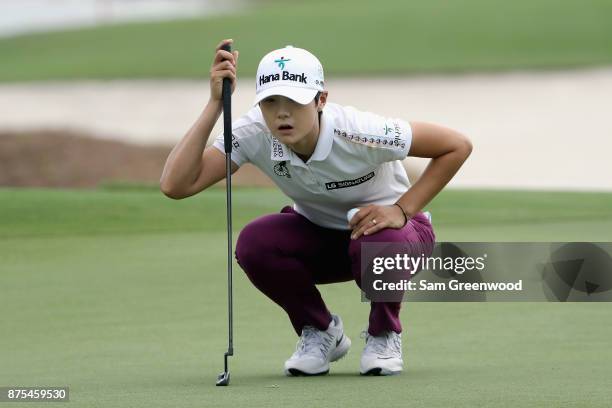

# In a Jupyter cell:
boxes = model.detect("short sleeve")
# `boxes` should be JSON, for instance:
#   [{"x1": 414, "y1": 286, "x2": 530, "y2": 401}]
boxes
[
  {"x1": 211, "y1": 106, "x2": 269, "y2": 167},
  {"x1": 212, "y1": 129, "x2": 249, "y2": 167},
  {"x1": 341, "y1": 106, "x2": 412, "y2": 165}
]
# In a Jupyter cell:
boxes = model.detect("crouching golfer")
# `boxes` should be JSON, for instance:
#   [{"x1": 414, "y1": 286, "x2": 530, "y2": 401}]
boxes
[{"x1": 161, "y1": 39, "x2": 472, "y2": 376}]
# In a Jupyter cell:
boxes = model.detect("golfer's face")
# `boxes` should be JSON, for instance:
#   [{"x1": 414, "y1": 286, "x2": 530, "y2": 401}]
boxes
[{"x1": 260, "y1": 95, "x2": 318, "y2": 144}]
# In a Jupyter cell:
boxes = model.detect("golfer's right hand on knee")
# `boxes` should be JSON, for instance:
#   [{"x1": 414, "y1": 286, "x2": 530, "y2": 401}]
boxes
[{"x1": 209, "y1": 39, "x2": 239, "y2": 101}]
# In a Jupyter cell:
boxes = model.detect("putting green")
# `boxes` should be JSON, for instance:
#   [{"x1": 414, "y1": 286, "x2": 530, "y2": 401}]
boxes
[{"x1": 1, "y1": 187, "x2": 611, "y2": 407}]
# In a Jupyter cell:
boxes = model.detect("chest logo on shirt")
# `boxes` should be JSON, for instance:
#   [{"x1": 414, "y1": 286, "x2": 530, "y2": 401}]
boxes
[
  {"x1": 271, "y1": 137, "x2": 286, "y2": 159},
  {"x1": 325, "y1": 171, "x2": 375, "y2": 190},
  {"x1": 273, "y1": 161, "x2": 291, "y2": 179}
]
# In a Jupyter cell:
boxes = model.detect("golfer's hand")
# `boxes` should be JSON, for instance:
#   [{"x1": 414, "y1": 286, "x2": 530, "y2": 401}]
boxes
[
  {"x1": 209, "y1": 39, "x2": 239, "y2": 101},
  {"x1": 348, "y1": 205, "x2": 407, "y2": 240}
]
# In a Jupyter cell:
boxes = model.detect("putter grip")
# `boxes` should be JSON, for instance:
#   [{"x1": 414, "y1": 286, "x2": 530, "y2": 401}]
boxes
[{"x1": 221, "y1": 44, "x2": 233, "y2": 153}]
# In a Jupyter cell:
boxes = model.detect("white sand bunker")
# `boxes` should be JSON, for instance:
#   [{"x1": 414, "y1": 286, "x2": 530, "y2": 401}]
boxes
[{"x1": 0, "y1": 68, "x2": 611, "y2": 191}]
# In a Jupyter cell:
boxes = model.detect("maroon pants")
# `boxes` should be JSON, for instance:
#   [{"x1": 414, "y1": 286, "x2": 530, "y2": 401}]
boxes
[{"x1": 235, "y1": 206, "x2": 436, "y2": 336}]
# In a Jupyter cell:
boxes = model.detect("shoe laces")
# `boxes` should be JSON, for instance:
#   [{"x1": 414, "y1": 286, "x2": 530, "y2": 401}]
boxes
[
  {"x1": 295, "y1": 326, "x2": 334, "y2": 359},
  {"x1": 361, "y1": 330, "x2": 401, "y2": 357}
]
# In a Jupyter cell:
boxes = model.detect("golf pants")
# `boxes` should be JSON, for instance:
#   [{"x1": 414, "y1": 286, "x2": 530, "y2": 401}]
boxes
[{"x1": 235, "y1": 206, "x2": 436, "y2": 336}]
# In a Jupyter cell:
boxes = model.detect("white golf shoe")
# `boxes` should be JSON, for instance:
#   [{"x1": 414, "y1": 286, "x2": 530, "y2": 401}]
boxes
[
  {"x1": 284, "y1": 314, "x2": 351, "y2": 376},
  {"x1": 359, "y1": 330, "x2": 403, "y2": 375}
]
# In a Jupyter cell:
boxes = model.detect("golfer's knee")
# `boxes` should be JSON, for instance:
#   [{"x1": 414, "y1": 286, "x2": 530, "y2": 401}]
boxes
[
  {"x1": 235, "y1": 228, "x2": 257, "y2": 268},
  {"x1": 235, "y1": 221, "x2": 276, "y2": 269}
]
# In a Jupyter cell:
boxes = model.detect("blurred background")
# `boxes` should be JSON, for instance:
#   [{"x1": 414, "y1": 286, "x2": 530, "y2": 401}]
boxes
[
  {"x1": 0, "y1": 0, "x2": 244, "y2": 37},
  {"x1": 1, "y1": 0, "x2": 611, "y2": 190}
]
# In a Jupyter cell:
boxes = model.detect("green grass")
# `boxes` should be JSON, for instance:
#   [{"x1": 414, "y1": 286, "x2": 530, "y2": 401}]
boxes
[
  {"x1": 1, "y1": 187, "x2": 612, "y2": 407},
  {"x1": 1, "y1": 0, "x2": 611, "y2": 82}
]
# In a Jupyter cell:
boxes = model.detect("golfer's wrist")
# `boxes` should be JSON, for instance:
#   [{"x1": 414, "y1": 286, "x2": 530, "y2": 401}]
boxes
[
  {"x1": 391, "y1": 203, "x2": 408, "y2": 227},
  {"x1": 206, "y1": 98, "x2": 223, "y2": 113},
  {"x1": 393, "y1": 202, "x2": 416, "y2": 224}
]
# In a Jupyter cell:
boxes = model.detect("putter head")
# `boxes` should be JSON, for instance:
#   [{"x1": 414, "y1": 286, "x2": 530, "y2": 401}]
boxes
[{"x1": 216, "y1": 371, "x2": 230, "y2": 386}]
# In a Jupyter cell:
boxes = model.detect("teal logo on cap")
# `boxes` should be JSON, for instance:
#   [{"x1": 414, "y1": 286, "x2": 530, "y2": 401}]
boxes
[{"x1": 274, "y1": 56, "x2": 291, "y2": 70}]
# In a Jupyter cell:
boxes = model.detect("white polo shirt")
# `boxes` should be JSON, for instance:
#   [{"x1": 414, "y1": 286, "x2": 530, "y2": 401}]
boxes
[{"x1": 212, "y1": 102, "x2": 412, "y2": 230}]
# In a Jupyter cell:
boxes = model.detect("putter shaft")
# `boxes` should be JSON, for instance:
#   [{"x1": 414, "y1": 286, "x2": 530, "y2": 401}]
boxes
[{"x1": 216, "y1": 41, "x2": 234, "y2": 386}]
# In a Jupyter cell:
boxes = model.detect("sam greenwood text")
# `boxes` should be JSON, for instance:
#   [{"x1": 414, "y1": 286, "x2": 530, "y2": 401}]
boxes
[{"x1": 373, "y1": 280, "x2": 523, "y2": 291}]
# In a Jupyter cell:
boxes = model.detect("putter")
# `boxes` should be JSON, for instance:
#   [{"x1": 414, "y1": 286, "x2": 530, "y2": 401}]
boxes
[{"x1": 216, "y1": 42, "x2": 234, "y2": 387}]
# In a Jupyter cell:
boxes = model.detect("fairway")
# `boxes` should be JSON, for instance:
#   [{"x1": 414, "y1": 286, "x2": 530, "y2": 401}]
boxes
[
  {"x1": 1, "y1": 187, "x2": 611, "y2": 407},
  {"x1": 1, "y1": 0, "x2": 611, "y2": 81}
]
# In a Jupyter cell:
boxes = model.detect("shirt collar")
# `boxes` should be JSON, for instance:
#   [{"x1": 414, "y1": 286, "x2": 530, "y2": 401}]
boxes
[
  {"x1": 269, "y1": 110, "x2": 333, "y2": 166},
  {"x1": 308, "y1": 110, "x2": 333, "y2": 162}
]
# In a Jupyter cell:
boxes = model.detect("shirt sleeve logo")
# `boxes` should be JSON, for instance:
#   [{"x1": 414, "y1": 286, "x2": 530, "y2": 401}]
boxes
[
  {"x1": 231, "y1": 134, "x2": 240, "y2": 150},
  {"x1": 334, "y1": 127, "x2": 406, "y2": 150}
]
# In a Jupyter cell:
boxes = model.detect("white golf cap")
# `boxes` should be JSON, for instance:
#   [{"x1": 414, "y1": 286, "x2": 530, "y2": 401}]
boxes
[{"x1": 253, "y1": 45, "x2": 325, "y2": 106}]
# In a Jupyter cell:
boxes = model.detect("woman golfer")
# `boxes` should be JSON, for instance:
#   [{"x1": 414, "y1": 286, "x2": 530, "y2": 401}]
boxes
[{"x1": 161, "y1": 39, "x2": 472, "y2": 376}]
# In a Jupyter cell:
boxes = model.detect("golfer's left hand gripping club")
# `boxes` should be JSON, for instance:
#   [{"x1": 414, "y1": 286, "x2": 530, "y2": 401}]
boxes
[{"x1": 216, "y1": 41, "x2": 234, "y2": 387}]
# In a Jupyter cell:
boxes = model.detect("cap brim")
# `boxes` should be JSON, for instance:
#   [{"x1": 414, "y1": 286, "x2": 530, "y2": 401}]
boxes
[{"x1": 253, "y1": 86, "x2": 318, "y2": 106}]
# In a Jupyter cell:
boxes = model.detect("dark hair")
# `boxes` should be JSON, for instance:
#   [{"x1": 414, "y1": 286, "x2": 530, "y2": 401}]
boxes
[{"x1": 314, "y1": 91, "x2": 322, "y2": 123}]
